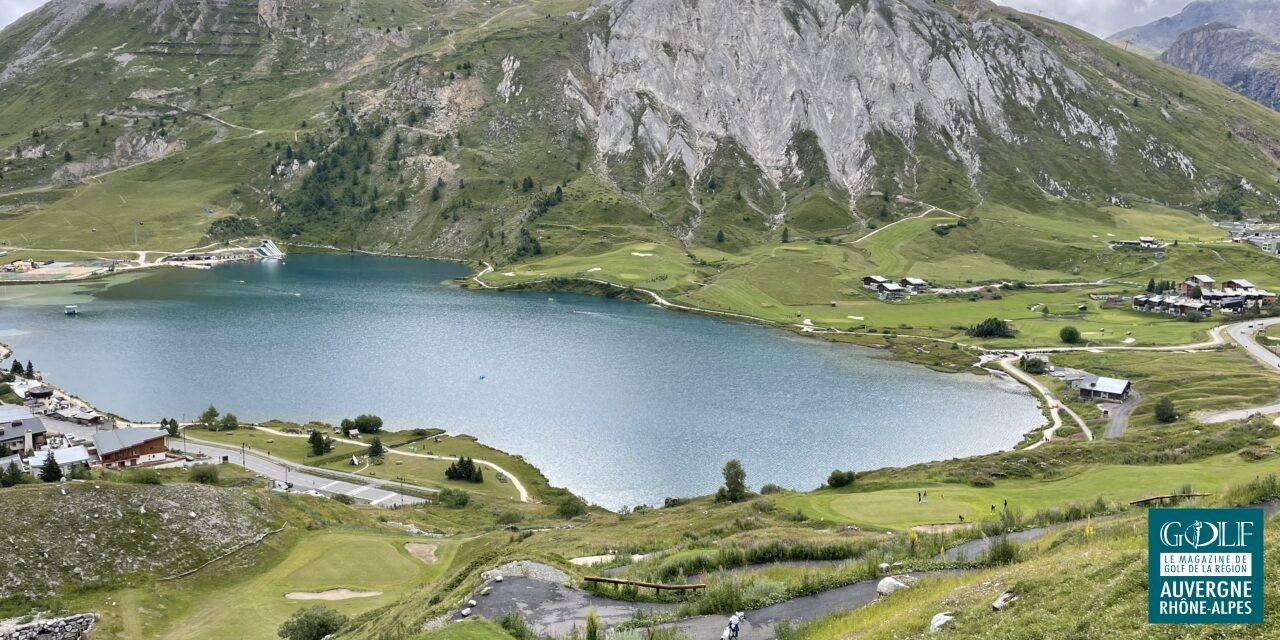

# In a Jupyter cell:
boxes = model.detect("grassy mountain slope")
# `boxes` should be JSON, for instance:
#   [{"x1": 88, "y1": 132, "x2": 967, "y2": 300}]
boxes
[{"x1": 2, "y1": 0, "x2": 1280, "y2": 269}]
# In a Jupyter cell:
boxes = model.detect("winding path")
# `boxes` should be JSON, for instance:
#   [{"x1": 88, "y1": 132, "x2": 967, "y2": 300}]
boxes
[
  {"x1": 252, "y1": 425, "x2": 532, "y2": 503},
  {"x1": 996, "y1": 356, "x2": 1092, "y2": 448}
]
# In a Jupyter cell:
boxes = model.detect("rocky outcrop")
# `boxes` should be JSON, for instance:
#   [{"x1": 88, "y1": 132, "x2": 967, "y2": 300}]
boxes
[
  {"x1": 0, "y1": 613, "x2": 97, "y2": 640},
  {"x1": 51, "y1": 131, "x2": 185, "y2": 185},
  {"x1": 0, "y1": 484, "x2": 272, "y2": 599},
  {"x1": 582, "y1": 0, "x2": 1116, "y2": 195},
  {"x1": 1110, "y1": 0, "x2": 1280, "y2": 54},
  {"x1": 1161, "y1": 24, "x2": 1280, "y2": 111}
]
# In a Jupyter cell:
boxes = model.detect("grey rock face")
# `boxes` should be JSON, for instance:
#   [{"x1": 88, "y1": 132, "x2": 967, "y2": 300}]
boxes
[
  {"x1": 582, "y1": 0, "x2": 1115, "y2": 196},
  {"x1": 1161, "y1": 24, "x2": 1280, "y2": 111},
  {"x1": 0, "y1": 613, "x2": 97, "y2": 640},
  {"x1": 1111, "y1": 0, "x2": 1280, "y2": 54}
]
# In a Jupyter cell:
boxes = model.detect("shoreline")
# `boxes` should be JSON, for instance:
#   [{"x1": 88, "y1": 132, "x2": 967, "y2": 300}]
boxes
[{"x1": 0, "y1": 247, "x2": 1068, "y2": 451}]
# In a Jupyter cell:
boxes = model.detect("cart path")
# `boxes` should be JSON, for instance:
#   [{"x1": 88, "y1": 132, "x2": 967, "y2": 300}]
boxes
[{"x1": 251, "y1": 425, "x2": 532, "y2": 503}]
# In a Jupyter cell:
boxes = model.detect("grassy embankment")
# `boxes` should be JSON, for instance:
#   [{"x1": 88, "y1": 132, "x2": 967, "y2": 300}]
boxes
[{"x1": 185, "y1": 424, "x2": 548, "y2": 505}]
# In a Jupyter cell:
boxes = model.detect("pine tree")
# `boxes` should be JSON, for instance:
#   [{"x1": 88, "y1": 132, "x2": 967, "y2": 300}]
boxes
[
  {"x1": 308, "y1": 430, "x2": 323, "y2": 455},
  {"x1": 716, "y1": 229, "x2": 725, "y2": 243},
  {"x1": 24, "y1": 361, "x2": 34, "y2": 378},
  {"x1": 2, "y1": 462, "x2": 24, "y2": 487},
  {"x1": 40, "y1": 454, "x2": 63, "y2": 483},
  {"x1": 367, "y1": 437, "x2": 386, "y2": 459},
  {"x1": 781, "y1": 227, "x2": 790, "y2": 243},
  {"x1": 1146, "y1": 278, "x2": 1156, "y2": 293},
  {"x1": 9, "y1": 360, "x2": 22, "y2": 376}
]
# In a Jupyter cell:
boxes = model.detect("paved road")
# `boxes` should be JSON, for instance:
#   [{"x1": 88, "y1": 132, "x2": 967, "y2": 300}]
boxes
[
  {"x1": 173, "y1": 439, "x2": 426, "y2": 507},
  {"x1": 1226, "y1": 317, "x2": 1280, "y2": 370},
  {"x1": 1105, "y1": 390, "x2": 1141, "y2": 438},
  {"x1": 1197, "y1": 317, "x2": 1280, "y2": 423},
  {"x1": 472, "y1": 568, "x2": 950, "y2": 640}
]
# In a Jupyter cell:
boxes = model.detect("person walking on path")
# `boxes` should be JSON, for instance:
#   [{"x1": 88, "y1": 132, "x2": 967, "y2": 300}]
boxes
[{"x1": 723, "y1": 612, "x2": 743, "y2": 640}]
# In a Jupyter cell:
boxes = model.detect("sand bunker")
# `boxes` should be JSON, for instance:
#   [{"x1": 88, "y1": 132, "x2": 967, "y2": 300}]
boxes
[
  {"x1": 285, "y1": 589, "x2": 382, "y2": 601},
  {"x1": 406, "y1": 543, "x2": 438, "y2": 564}
]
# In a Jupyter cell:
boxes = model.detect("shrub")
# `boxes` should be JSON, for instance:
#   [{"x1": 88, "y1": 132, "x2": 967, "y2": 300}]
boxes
[
  {"x1": 827, "y1": 469, "x2": 856, "y2": 488},
  {"x1": 715, "y1": 459, "x2": 748, "y2": 503},
  {"x1": 967, "y1": 317, "x2": 1016, "y2": 338},
  {"x1": 342, "y1": 414, "x2": 383, "y2": 434},
  {"x1": 985, "y1": 536, "x2": 1021, "y2": 565},
  {"x1": 125, "y1": 469, "x2": 162, "y2": 485},
  {"x1": 278, "y1": 605, "x2": 347, "y2": 640},
  {"x1": 495, "y1": 510, "x2": 523, "y2": 525},
  {"x1": 555, "y1": 495, "x2": 588, "y2": 518},
  {"x1": 444, "y1": 457, "x2": 484, "y2": 482},
  {"x1": 1019, "y1": 356, "x2": 1047, "y2": 374},
  {"x1": 437, "y1": 488, "x2": 470, "y2": 508},
  {"x1": 969, "y1": 474, "x2": 995, "y2": 488},
  {"x1": 331, "y1": 494, "x2": 355, "y2": 505},
  {"x1": 759, "y1": 483, "x2": 784, "y2": 494},
  {"x1": 189, "y1": 464, "x2": 219, "y2": 485},
  {"x1": 1059, "y1": 326, "x2": 1081, "y2": 344},
  {"x1": 498, "y1": 614, "x2": 536, "y2": 640},
  {"x1": 1155, "y1": 397, "x2": 1178, "y2": 423}
]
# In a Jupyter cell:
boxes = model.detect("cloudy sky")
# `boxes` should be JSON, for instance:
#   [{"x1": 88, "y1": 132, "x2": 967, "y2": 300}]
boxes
[
  {"x1": 0, "y1": 0, "x2": 1193, "y2": 37},
  {"x1": 1, "y1": 0, "x2": 43, "y2": 30},
  {"x1": 1001, "y1": 0, "x2": 1191, "y2": 36}
]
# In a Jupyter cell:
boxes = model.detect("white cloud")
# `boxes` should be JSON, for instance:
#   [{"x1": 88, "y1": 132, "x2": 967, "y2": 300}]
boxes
[
  {"x1": 1000, "y1": 0, "x2": 1189, "y2": 37},
  {"x1": 1, "y1": 0, "x2": 47, "y2": 31}
]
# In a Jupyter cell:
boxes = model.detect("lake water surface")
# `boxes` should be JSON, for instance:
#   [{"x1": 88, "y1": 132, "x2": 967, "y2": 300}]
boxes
[{"x1": 0, "y1": 254, "x2": 1043, "y2": 507}]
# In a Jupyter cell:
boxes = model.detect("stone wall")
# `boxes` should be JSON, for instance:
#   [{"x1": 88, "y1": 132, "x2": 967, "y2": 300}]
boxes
[{"x1": 0, "y1": 613, "x2": 97, "y2": 640}]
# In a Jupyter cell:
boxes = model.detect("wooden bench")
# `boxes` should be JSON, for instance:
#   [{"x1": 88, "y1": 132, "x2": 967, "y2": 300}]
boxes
[
  {"x1": 1129, "y1": 493, "x2": 1211, "y2": 507},
  {"x1": 583, "y1": 576, "x2": 706, "y2": 594}
]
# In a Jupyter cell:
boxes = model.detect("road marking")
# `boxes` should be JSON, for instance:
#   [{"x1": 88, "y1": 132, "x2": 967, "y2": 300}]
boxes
[{"x1": 319, "y1": 481, "x2": 343, "y2": 491}]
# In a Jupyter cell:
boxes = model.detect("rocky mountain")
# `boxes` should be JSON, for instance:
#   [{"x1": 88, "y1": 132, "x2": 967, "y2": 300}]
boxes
[
  {"x1": 5, "y1": 0, "x2": 1280, "y2": 262},
  {"x1": 1111, "y1": 1, "x2": 1280, "y2": 113},
  {"x1": 1161, "y1": 23, "x2": 1280, "y2": 111},
  {"x1": 1109, "y1": 0, "x2": 1280, "y2": 55}
]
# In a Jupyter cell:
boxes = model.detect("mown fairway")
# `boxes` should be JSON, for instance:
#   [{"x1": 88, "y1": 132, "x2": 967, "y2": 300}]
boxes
[{"x1": 777, "y1": 445, "x2": 1280, "y2": 531}]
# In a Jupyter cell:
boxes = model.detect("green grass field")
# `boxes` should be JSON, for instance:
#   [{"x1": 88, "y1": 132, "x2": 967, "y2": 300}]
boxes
[
  {"x1": 186, "y1": 426, "x2": 547, "y2": 502},
  {"x1": 776, "y1": 446, "x2": 1280, "y2": 531},
  {"x1": 156, "y1": 530, "x2": 450, "y2": 640}
]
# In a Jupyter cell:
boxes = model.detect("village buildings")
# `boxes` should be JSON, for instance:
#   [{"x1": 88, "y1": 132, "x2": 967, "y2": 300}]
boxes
[
  {"x1": 0, "y1": 406, "x2": 48, "y2": 455},
  {"x1": 862, "y1": 275, "x2": 930, "y2": 300},
  {"x1": 92, "y1": 428, "x2": 170, "y2": 469},
  {"x1": 1132, "y1": 274, "x2": 1276, "y2": 317}
]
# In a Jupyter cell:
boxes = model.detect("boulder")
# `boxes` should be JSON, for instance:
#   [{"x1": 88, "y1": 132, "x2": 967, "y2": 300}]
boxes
[
  {"x1": 929, "y1": 612, "x2": 954, "y2": 633},
  {"x1": 876, "y1": 575, "x2": 915, "y2": 596},
  {"x1": 992, "y1": 591, "x2": 1018, "y2": 611},
  {"x1": 877, "y1": 562, "x2": 890, "y2": 573}
]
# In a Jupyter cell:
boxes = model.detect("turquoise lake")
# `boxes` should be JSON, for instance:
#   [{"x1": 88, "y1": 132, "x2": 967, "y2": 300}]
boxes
[{"x1": 0, "y1": 254, "x2": 1043, "y2": 507}]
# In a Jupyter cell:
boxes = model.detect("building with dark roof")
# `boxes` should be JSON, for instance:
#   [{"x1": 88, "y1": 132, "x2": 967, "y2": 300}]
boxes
[
  {"x1": 92, "y1": 428, "x2": 168, "y2": 468},
  {"x1": 0, "y1": 408, "x2": 47, "y2": 455}
]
